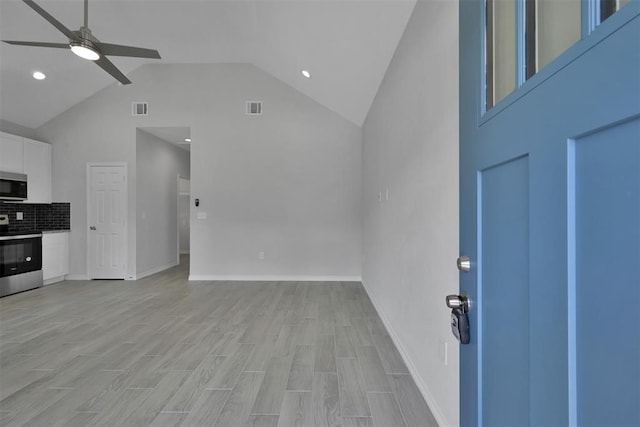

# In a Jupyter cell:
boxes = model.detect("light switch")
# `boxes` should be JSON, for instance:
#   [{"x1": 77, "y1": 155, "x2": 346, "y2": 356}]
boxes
[
  {"x1": 16, "y1": 212, "x2": 23, "y2": 220},
  {"x1": 197, "y1": 212, "x2": 207, "y2": 220}
]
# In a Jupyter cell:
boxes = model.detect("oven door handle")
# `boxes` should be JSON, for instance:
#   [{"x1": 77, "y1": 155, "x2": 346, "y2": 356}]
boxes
[{"x1": 0, "y1": 234, "x2": 42, "y2": 241}]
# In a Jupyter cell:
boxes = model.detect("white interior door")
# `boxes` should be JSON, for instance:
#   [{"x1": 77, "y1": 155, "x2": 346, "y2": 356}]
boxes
[{"x1": 88, "y1": 164, "x2": 127, "y2": 279}]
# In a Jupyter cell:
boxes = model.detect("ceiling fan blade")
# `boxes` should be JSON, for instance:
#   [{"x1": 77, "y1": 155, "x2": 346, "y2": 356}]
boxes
[
  {"x1": 95, "y1": 55, "x2": 131, "y2": 85},
  {"x1": 23, "y1": 0, "x2": 79, "y2": 42},
  {"x1": 97, "y1": 42, "x2": 161, "y2": 59},
  {"x1": 2, "y1": 40, "x2": 69, "y2": 49}
]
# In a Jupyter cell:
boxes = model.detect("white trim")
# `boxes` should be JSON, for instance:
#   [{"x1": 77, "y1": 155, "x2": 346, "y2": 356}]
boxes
[
  {"x1": 177, "y1": 174, "x2": 180, "y2": 265},
  {"x1": 188, "y1": 275, "x2": 362, "y2": 282},
  {"x1": 137, "y1": 261, "x2": 179, "y2": 280},
  {"x1": 361, "y1": 278, "x2": 449, "y2": 427},
  {"x1": 65, "y1": 274, "x2": 90, "y2": 281},
  {"x1": 86, "y1": 162, "x2": 128, "y2": 280}
]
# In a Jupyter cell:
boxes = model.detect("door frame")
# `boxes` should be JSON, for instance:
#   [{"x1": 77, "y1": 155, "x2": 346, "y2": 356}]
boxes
[{"x1": 86, "y1": 162, "x2": 128, "y2": 280}]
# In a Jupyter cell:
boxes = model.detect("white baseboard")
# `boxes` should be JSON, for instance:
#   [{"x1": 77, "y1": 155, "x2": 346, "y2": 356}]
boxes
[
  {"x1": 43, "y1": 276, "x2": 65, "y2": 286},
  {"x1": 188, "y1": 275, "x2": 362, "y2": 282},
  {"x1": 137, "y1": 261, "x2": 179, "y2": 280},
  {"x1": 65, "y1": 274, "x2": 90, "y2": 281},
  {"x1": 361, "y1": 279, "x2": 450, "y2": 427}
]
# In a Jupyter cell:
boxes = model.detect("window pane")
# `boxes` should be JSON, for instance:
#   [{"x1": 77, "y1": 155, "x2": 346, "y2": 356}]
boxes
[
  {"x1": 491, "y1": 0, "x2": 517, "y2": 106},
  {"x1": 601, "y1": 0, "x2": 631, "y2": 23},
  {"x1": 536, "y1": 0, "x2": 581, "y2": 71}
]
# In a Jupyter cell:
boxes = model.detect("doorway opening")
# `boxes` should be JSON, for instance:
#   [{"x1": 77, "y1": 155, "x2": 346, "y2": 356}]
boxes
[
  {"x1": 135, "y1": 127, "x2": 191, "y2": 279},
  {"x1": 178, "y1": 175, "x2": 190, "y2": 267}
]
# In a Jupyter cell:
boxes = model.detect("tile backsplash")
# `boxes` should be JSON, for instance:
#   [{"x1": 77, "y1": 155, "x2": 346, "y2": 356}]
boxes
[{"x1": 0, "y1": 202, "x2": 70, "y2": 232}]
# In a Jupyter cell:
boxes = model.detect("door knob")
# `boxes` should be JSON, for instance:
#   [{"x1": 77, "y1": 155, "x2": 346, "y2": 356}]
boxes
[
  {"x1": 446, "y1": 294, "x2": 470, "y2": 312},
  {"x1": 457, "y1": 255, "x2": 471, "y2": 272},
  {"x1": 89, "y1": 226, "x2": 96, "y2": 230}
]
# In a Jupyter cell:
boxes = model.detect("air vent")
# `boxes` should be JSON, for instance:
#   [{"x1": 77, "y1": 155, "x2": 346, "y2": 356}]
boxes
[
  {"x1": 246, "y1": 101, "x2": 262, "y2": 115},
  {"x1": 132, "y1": 102, "x2": 148, "y2": 116}
]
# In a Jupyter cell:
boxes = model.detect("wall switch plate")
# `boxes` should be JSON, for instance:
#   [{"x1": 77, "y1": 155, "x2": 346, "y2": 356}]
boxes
[
  {"x1": 196, "y1": 212, "x2": 207, "y2": 220},
  {"x1": 258, "y1": 251, "x2": 265, "y2": 260},
  {"x1": 378, "y1": 192, "x2": 382, "y2": 202},
  {"x1": 385, "y1": 188, "x2": 389, "y2": 201},
  {"x1": 16, "y1": 212, "x2": 23, "y2": 220}
]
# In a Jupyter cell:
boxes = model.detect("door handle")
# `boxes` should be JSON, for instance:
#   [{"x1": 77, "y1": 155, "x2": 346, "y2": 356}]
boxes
[
  {"x1": 89, "y1": 226, "x2": 96, "y2": 230},
  {"x1": 446, "y1": 294, "x2": 470, "y2": 312}
]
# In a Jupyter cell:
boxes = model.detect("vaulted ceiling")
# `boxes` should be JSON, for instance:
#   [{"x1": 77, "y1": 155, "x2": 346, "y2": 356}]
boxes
[{"x1": 0, "y1": 0, "x2": 416, "y2": 129}]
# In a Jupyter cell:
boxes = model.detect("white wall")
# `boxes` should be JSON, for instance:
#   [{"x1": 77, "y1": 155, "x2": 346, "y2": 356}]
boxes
[
  {"x1": 361, "y1": 1, "x2": 459, "y2": 425},
  {"x1": 36, "y1": 63, "x2": 361, "y2": 281},
  {"x1": 136, "y1": 129, "x2": 190, "y2": 277},
  {"x1": 37, "y1": 88, "x2": 139, "y2": 279}
]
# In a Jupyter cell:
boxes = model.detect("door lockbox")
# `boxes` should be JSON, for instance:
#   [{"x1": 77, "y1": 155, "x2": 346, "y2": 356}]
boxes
[{"x1": 446, "y1": 294, "x2": 470, "y2": 344}]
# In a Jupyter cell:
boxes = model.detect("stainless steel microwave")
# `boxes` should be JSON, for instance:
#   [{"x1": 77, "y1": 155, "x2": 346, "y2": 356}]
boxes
[{"x1": 0, "y1": 171, "x2": 28, "y2": 201}]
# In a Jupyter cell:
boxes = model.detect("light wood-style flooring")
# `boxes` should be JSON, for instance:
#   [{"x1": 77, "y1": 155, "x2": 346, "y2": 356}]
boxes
[{"x1": 0, "y1": 257, "x2": 437, "y2": 426}]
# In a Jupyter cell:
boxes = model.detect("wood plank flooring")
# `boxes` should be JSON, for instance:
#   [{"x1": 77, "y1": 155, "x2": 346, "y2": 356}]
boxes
[{"x1": 0, "y1": 257, "x2": 438, "y2": 426}]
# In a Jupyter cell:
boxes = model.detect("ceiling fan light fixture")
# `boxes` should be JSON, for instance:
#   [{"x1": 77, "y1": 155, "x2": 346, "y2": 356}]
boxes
[
  {"x1": 70, "y1": 43, "x2": 100, "y2": 61},
  {"x1": 32, "y1": 71, "x2": 46, "y2": 80}
]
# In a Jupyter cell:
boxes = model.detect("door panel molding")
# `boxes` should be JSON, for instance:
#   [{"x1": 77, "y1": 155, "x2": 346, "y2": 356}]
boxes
[{"x1": 567, "y1": 115, "x2": 640, "y2": 427}]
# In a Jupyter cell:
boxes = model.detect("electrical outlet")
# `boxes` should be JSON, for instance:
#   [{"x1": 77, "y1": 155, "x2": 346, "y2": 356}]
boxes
[{"x1": 258, "y1": 251, "x2": 265, "y2": 260}]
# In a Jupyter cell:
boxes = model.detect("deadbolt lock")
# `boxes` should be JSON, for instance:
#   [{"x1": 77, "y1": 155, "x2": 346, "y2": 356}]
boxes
[{"x1": 457, "y1": 255, "x2": 471, "y2": 273}]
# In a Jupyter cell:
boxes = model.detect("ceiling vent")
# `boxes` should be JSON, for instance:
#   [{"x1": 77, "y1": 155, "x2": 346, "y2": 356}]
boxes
[
  {"x1": 246, "y1": 101, "x2": 262, "y2": 116},
  {"x1": 132, "y1": 102, "x2": 148, "y2": 116}
]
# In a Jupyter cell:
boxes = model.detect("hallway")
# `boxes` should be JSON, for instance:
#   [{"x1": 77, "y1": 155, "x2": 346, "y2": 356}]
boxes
[{"x1": 0, "y1": 258, "x2": 437, "y2": 426}]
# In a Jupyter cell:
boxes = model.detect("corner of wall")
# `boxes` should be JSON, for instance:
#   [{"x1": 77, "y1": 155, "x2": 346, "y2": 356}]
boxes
[{"x1": 361, "y1": 278, "x2": 451, "y2": 427}]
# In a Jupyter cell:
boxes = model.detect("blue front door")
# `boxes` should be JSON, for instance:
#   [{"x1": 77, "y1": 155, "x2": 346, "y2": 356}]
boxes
[{"x1": 459, "y1": 1, "x2": 640, "y2": 425}]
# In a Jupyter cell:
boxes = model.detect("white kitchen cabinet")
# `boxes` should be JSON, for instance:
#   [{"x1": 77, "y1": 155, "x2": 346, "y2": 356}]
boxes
[
  {"x1": 23, "y1": 138, "x2": 52, "y2": 203},
  {"x1": 0, "y1": 132, "x2": 24, "y2": 173},
  {"x1": 43, "y1": 232, "x2": 69, "y2": 285},
  {"x1": 0, "y1": 132, "x2": 52, "y2": 203}
]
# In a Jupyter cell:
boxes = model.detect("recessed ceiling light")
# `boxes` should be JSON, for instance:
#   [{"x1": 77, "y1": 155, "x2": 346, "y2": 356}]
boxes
[
  {"x1": 32, "y1": 71, "x2": 46, "y2": 80},
  {"x1": 301, "y1": 70, "x2": 311, "y2": 79},
  {"x1": 184, "y1": 138, "x2": 191, "y2": 142}
]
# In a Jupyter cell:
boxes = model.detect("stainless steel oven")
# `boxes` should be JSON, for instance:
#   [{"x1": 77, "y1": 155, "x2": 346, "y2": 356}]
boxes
[
  {"x1": 0, "y1": 171, "x2": 28, "y2": 201},
  {"x1": 0, "y1": 232, "x2": 43, "y2": 297}
]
